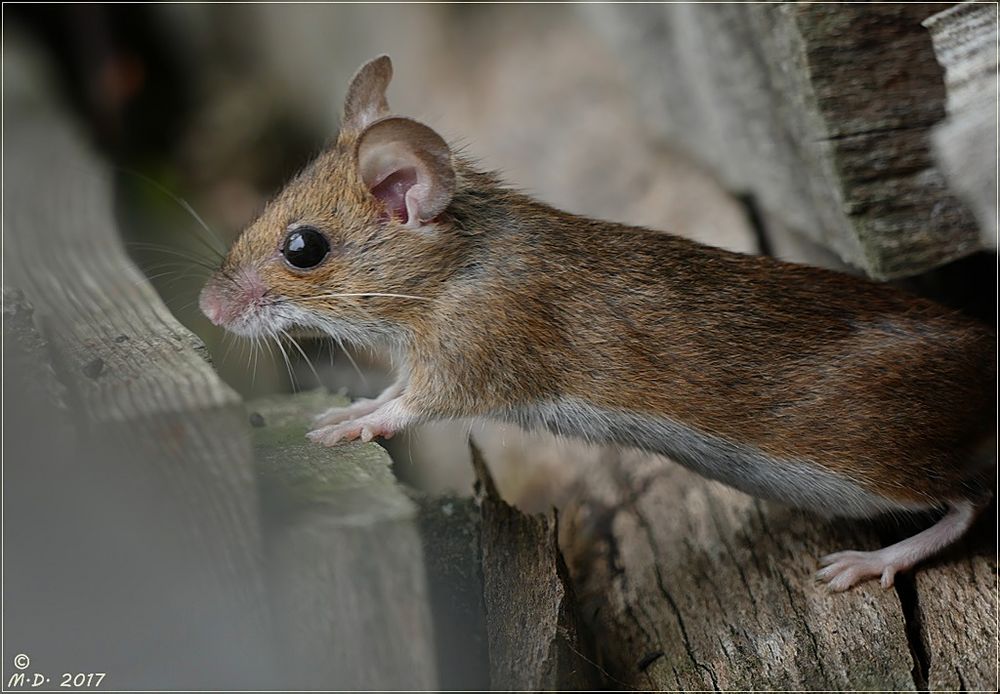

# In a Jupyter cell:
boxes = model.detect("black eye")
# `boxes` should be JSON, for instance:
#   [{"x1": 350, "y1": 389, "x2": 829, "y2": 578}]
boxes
[{"x1": 282, "y1": 226, "x2": 330, "y2": 269}]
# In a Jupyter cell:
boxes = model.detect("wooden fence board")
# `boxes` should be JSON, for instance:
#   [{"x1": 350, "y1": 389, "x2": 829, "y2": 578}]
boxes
[
  {"x1": 413, "y1": 492, "x2": 491, "y2": 690},
  {"x1": 251, "y1": 390, "x2": 438, "y2": 690},
  {"x1": 3, "y1": 36, "x2": 272, "y2": 685}
]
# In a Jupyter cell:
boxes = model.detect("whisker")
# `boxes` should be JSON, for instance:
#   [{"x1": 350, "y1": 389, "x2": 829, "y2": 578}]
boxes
[
  {"x1": 280, "y1": 328, "x2": 322, "y2": 387},
  {"x1": 150, "y1": 276, "x2": 204, "y2": 298},
  {"x1": 143, "y1": 261, "x2": 212, "y2": 279},
  {"x1": 145, "y1": 269, "x2": 195, "y2": 283},
  {"x1": 119, "y1": 167, "x2": 228, "y2": 260},
  {"x1": 256, "y1": 335, "x2": 266, "y2": 387},
  {"x1": 221, "y1": 331, "x2": 237, "y2": 367},
  {"x1": 237, "y1": 335, "x2": 247, "y2": 372},
  {"x1": 407, "y1": 424, "x2": 413, "y2": 469},
  {"x1": 333, "y1": 336, "x2": 368, "y2": 389},
  {"x1": 174, "y1": 298, "x2": 205, "y2": 313},
  {"x1": 281, "y1": 292, "x2": 432, "y2": 303},
  {"x1": 143, "y1": 258, "x2": 209, "y2": 270},
  {"x1": 262, "y1": 336, "x2": 277, "y2": 379},
  {"x1": 143, "y1": 262, "x2": 212, "y2": 287},
  {"x1": 271, "y1": 329, "x2": 298, "y2": 392},
  {"x1": 250, "y1": 335, "x2": 260, "y2": 388},
  {"x1": 127, "y1": 243, "x2": 220, "y2": 271}
]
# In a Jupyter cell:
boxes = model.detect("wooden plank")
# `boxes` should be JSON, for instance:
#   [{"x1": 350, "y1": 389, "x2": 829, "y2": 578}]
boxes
[
  {"x1": 925, "y1": 2, "x2": 999, "y2": 248},
  {"x1": 412, "y1": 492, "x2": 491, "y2": 690},
  {"x1": 561, "y1": 454, "x2": 918, "y2": 690},
  {"x1": 472, "y1": 441, "x2": 601, "y2": 690},
  {"x1": 911, "y1": 521, "x2": 998, "y2": 691},
  {"x1": 584, "y1": 3, "x2": 982, "y2": 278},
  {"x1": 251, "y1": 390, "x2": 438, "y2": 690},
  {"x1": 2, "y1": 36, "x2": 273, "y2": 685},
  {"x1": 4, "y1": 290, "x2": 271, "y2": 687}
]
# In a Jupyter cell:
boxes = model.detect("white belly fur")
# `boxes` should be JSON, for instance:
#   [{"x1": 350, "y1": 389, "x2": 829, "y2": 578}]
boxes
[{"x1": 501, "y1": 397, "x2": 926, "y2": 518}]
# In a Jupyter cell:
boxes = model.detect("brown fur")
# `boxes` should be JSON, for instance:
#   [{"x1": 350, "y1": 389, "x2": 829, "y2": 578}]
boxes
[{"x1": 213, "y1": 61, "x2": 996, "y2": 510}]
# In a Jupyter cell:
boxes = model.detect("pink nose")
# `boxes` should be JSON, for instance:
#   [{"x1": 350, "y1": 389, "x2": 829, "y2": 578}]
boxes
[
  {"x1": 199, "y1": 268, "x2": 267, "y2": 328},
  {"x1": 199, "y1": 286, "x2": 228, "y2": 326}
]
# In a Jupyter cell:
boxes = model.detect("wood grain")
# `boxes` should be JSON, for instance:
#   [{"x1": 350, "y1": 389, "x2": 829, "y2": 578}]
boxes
[
  {"x1": 584, "y1": 3, "x2": 981, "y2": 278},
  {"x1": 925, "y1": 2, "x2": 999, "y2": 248},
  {"x1": 472, "y1": 441, "x2": 601, "y2": 690},
  {"x1": 2, "y1": 36, "x2": 269, "y2": 622},
  {"x1": 561, "y1": 452, "x2": 924, "y2": 690},
  {"x1": 2, "y1": 37, "x2": 272, "y2": 685},
  {"x1": 412, "y1": 492, "x2": 491, "y2": 690},
  {"x1": 251, "y1": 390, "x2": 438, "y2": 690},
  {"x1": 911, "y1": 518, "x2": 998, "y2": 691}
]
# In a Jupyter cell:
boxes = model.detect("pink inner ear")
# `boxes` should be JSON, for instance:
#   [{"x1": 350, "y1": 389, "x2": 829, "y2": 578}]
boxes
[{"x1": 370, "y1": 167, "x2": 418, "y2": 223}]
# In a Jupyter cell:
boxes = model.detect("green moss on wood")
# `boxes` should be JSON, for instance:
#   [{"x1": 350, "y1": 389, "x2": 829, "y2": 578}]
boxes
[{"x1": 250, "y1": 389, "x2": 413, "y2": 521}]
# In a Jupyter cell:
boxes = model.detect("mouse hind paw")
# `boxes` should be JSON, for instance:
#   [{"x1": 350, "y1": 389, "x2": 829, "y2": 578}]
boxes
[
  {"x1": 816, "y1": 550, "x2": 899, "y2": 591},
  {"x1": 815, "y1": 500, "x2": 980, "y2": 592}
]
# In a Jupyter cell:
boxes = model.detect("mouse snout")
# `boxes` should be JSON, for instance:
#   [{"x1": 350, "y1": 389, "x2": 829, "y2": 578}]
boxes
[
  {"x1": 199, "y1": 284, "x2": 229, "y2": 326},
  {"x1": 199, "y1": 268, "x2": 267, "y2": 329}
]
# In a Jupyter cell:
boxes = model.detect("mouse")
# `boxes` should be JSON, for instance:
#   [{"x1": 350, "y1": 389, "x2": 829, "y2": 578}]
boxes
[{"x1": 199, "y1": 55, "x2": 996, "y2": 591}]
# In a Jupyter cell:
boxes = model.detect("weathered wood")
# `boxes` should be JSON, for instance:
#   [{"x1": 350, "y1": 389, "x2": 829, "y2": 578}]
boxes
[
  {"x1": 412, "y1": 492, "x2": 491, "y2": 690},
  {"x1": 561, "y1": 453, "x2": 922, "y2": 690},
  {"x1": 585, "y1": 3, "x2": 982, "y2": 278},
  {"x1": 925, "y1": 2, "x2": 999, "y2": 247},
  {"x1": 3, "y1": 35, "x2": 273, "y2": 686},
  {"x1": 472, "y1": 441, "x2": 600, "y2": 690},
  {"x1": 251, "y1": 390, "x2": 438, "y2": 690},
  {"x1": 3, "y1": 288, "x2": 68, "y2": 415},
  {"x1": 910, "y1": 519, "x2": 998, "y2": 691}
]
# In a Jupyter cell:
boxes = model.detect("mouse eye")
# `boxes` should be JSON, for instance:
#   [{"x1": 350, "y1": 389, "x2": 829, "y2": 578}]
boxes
[{"x1": 281, "y1": 226, "x2": 330, "y2": 269}]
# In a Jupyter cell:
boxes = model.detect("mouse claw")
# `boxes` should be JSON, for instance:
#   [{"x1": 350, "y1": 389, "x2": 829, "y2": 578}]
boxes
[
  {"x1": 816, "y1": 549, "x2": 905, "y2": 592},
  {"x1": 306, "y1": 417, "x2": 398, "y2": 447},
  {"x1": 308, "y1": 398, "x2": 412, "y2": 448},
  {"x1": 307, "y1": 422, "x2": 362, "y2": 446},
  {"x1": 358, "y1": 421, "x2": 397, "y2": 442}
]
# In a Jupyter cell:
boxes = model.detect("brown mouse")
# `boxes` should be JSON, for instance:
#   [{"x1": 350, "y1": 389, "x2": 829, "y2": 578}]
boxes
[{"x1": 199, "y1": 55, "x2": 996, "y2": 591}]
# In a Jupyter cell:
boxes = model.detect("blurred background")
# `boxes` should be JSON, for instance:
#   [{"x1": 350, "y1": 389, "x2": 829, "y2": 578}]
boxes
[{"x1": 4, "y1": 4, "x2": 996, "y2": 690}]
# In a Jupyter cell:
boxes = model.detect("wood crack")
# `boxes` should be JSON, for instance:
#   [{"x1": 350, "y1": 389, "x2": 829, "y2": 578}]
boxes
[
  {"x1": 775, "y1": 570, "x2": 831, "y2": 685},
  {"x1": 819, "y1": 123, "x2": 931, "y2": 143},
  {"x1": 895, "y1": 573, "x2": 931, "y2": 692},
  {"x1": 709, "y1": 497, "x2": 761, "y2": 620},
  {"x1": 632, "y1": 505, "x2": 721, "y2": 691}
]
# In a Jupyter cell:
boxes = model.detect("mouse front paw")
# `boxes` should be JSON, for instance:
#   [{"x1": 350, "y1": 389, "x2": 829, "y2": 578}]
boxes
[
  {"x1": 307, "y1": 417, "x2": 398, "y2": 446},
  {"x1": 307, "y1": 421, "x2": 360, "y2": 446},
  {"x1": 306, "y1": 398, "x2": 413, "y2": 447},
  {"x1": 313, "y1": 381, "x2": 407, "y2": 428},
  {"x1": 312, "y1": 399, "x2": 378, "y2": 427}
]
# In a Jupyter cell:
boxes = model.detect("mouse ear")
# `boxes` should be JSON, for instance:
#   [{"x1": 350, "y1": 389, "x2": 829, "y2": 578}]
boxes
[
  {"x1": 356, "y1": 117, "x2": 455, "y2": 229},
  {"x1": 342, "y1": 55, "x2": 393, "y2": 133}
]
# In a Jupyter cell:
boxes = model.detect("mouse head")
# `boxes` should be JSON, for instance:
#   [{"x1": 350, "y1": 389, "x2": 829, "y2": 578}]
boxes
[{"x1": 199, "y1": 55, "x2": 462, "y2": 348}]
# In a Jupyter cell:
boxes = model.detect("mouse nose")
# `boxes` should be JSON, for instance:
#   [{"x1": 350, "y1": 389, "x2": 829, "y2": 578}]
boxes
[
  {"x1": 199, "y1": 285, "x2": 228, "y2": 326},
  {"x1": 199, "y1": 268, "x2": 267, "y2": 329}
]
